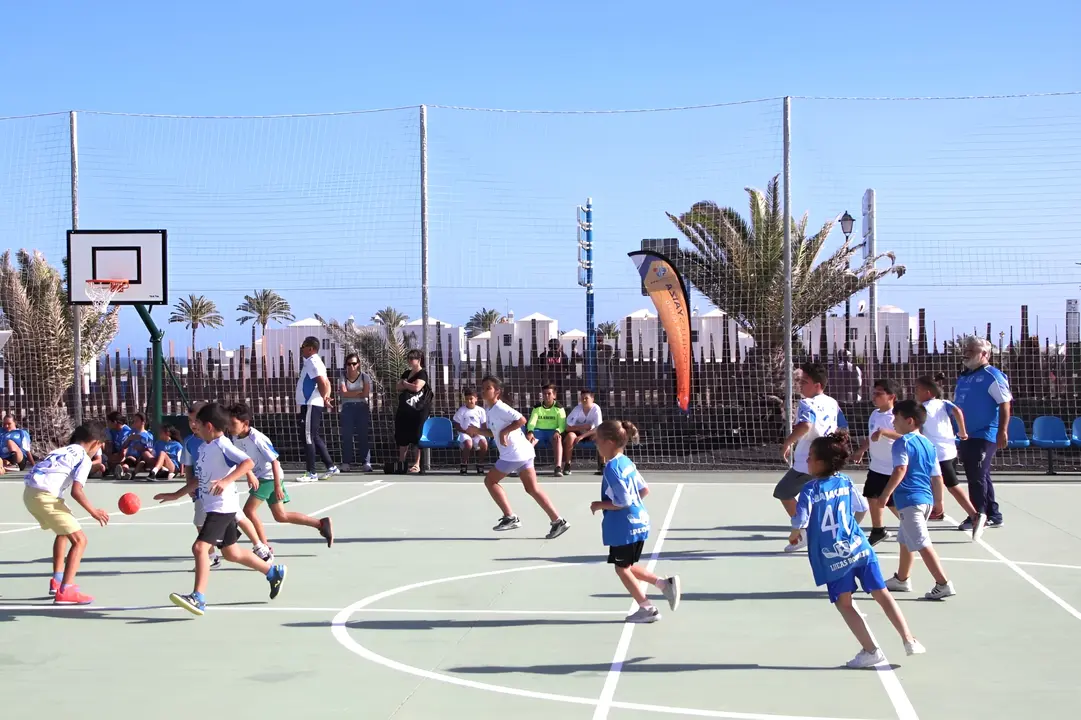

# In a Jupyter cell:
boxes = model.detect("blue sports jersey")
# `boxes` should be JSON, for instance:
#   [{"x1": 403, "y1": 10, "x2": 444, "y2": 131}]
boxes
[
  {"x1": 954, "y1": 365, "x2": 1012, "y2": 442},
  {"x1": 108, "y1": 424, "x2": 131, "y2": 450},
  {"x1": 154, "y1": 439, "x2": 183, "y2": 466},
  {"x1": 0, "y1": 428, "x2": 31, "y2": 458},
  {"x1": 890, "y1": 433, "x2": 938, "y2": 509},
  {"x1": 792, "y1": 473, "x2": 874, "y2": 586},
  {"x1": 125, "y1": 429, "x2": 154, "y2": 456},
  {"x1": 600, "y1": 454, "x2": 650, "y2": 547}
]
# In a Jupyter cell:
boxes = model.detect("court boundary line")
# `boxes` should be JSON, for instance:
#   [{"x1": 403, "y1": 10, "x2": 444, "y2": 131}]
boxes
[
  {"x1": 944, "y1": 513, "x2": 1081, "y2": 622},
  {"x1": 0, "y1": 604, "x2": 629, "y2": 615},
  {"x1": 593, "y1": 483, "x2": 684, "y2": 720},
  {"x1": 305, "y1": 479, "x2": 390, "y2": 515}
]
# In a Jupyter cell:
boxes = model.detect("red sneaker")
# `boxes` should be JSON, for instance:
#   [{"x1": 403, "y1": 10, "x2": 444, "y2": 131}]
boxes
[
  {"x1": 53, "y1": 585, "x2": 93, "y2": 605},
  {"x1": 49, "y1": 578, "x2": 60, "y2": 596}
]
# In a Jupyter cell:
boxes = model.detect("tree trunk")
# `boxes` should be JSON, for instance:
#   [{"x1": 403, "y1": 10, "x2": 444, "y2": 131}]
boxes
[
  {"x1": 192, "y1": 327, "x2": 197, "y2": 359},
  {"x1": 251, "y1": 323, "x2": 257, "y2": 356}
]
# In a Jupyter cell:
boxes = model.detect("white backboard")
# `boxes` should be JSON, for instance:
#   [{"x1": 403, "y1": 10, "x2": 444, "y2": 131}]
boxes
[{"x1": 67, "y1": 230, "x2": 168, "y2": 305}]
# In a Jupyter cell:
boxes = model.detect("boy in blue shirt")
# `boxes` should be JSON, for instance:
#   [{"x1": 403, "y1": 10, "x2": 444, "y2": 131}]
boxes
[
  {"x1": 1, "y1": 414, "x2": 33, "y2": 470},
  {"x1": 881, "y1": 400, "x2": 956, "y2": 601},
  {"x1": 790, "y1": 430, "x2": 924, "y2": 668},
  {"x1": 590, "y1": 419, "x2": 681, "y2": 623}
]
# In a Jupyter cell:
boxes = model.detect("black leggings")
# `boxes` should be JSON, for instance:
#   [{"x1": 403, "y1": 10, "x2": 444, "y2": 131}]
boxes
[{"x1": 300, "y1": 404, "x2": 334, "y2": 473}]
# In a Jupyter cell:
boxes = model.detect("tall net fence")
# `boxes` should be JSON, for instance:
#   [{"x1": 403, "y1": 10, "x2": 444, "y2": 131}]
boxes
[{"x1": 0, "y1": 94, "x2": 1079, "y2": 473}]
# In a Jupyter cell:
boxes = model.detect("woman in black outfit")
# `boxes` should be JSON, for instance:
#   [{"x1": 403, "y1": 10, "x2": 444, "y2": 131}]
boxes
[{"x1": 395, "y1": 349, "x2": 432, "y2": 473}]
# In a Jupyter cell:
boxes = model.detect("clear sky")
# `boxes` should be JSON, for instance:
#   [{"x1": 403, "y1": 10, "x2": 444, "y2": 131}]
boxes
[{"x1": 1, "y1": 1, "x2": 1080, "y2": 357}]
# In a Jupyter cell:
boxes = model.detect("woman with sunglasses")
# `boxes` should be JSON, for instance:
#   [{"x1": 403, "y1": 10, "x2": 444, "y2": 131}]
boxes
[{"x1": 339, "y1": 353, "x2": 373, "y2": 472}]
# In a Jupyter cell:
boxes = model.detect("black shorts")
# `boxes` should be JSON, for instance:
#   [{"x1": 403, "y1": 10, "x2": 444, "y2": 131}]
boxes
[
  {"x1": 197, "y1": 511, "x2": 239, "y2": 549},
  {"x1": 607, "y1": 540, "x2": 645, "y2": 568},
  {"x1": 939, "y1": 459, "x2": 960, "y2": 488},
  {"x1": 863, "y1": 470, "x2": 895, "y2": 507}
]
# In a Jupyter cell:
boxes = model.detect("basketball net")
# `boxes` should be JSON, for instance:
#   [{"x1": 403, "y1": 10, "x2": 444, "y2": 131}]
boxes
[{"x1": 84, "y1": 280, "x2": 128, "y2": 315}]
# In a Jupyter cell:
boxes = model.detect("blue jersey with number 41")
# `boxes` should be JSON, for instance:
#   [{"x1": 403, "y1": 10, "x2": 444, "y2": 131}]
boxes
[{"x1": 792, "y1": 473, "x2": 875, "y2": 586}]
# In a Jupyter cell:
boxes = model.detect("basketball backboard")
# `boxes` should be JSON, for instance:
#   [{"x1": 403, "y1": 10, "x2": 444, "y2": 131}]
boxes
[{"x1": 66, "y1": 230, "x2": 167, "y2": 305}]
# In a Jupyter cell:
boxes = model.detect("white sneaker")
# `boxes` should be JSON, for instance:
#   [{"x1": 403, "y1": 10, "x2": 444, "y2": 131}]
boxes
[
  {"x1": 253, "y1": 544, "x2": 273, "y2": 562},
  {"x1": 625, "y1": 606, "x2": 661, "y2": 623},
  {"x1": 972, "y1": 513, "x2": 987, "y2": 541},
  {"x1": 783, "y1": 530, "x2": 807, "y2": 553},
  {"x1": 846, "y1": 648, "x2": 886, "y2": 668},
  {"x1": 905, "y1": 639, "x2": 926, "y2": 656},
  {"x1": 885, "y1": 574, "x2": 912, "y2": 592},
  {"x1": 924, "y1": 581, "x2": 955, "y2": 601},
  {"x1": 319, "y1": 466, "x2": 340, "y2": 480},
  {"x1": 660, "y1": 576, "x2": 681, "y2": 611},
  {"x1": 296, "y1": 472, "x2": 319, "y2": 483},
  {"x1": 210, "y1": 553, "x2": 222, "y2": 569}
]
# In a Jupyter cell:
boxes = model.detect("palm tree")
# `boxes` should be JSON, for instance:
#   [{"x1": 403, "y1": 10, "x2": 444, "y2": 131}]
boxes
[
  {"x1": 0, "y1": 250, "x2": 119, "y2": 450},
  {"x1": 370, "y1": 306, "x2": 409, "y2": 340},
  {"x1": 316, "y1": 313, "x2": 416, "y2": 390},
  {"x1": 667, "y1": 174, "x2": 905, "y2": 392},
  {"x1": 465, "y1": 308, "x2": 501, "y2": 338},
  {"x1": 236, "y1": 289, "x2": 295, "y2": 354},
  {"x1": 169, "y1": 294, "x2": 224, "y2": 354},
  {"x1": 596, "y1": 321, "x2": 621, "y2": 341}
]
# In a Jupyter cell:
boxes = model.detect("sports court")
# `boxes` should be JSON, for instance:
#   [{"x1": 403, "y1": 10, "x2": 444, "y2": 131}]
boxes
[{"x1": 2, "y1": 471, "x2": 1079, "y2": 720}]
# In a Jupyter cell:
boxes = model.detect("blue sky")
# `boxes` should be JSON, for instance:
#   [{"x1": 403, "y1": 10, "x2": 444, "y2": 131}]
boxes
[{"x1": 1, "y1": 1, "x2": 1080, "y2": 356}]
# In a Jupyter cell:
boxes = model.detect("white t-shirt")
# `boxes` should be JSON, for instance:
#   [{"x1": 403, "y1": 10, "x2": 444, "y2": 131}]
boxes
[
  {"x1": 867, "y1": 408, "x2": 897, "y2": 475},
  {"x1": 24, "y1": 444, "x2": 93, "y2": 499},
  {"x1": 566, "y1": 403, "x2": 603, "y2": 430},
  {"x1": 232, "y1": 427, "x2": 279, "y2": 480},
  {"x1": 484, "y1": 400, "x2": 535, "y2": 462},
  {"x1": 296, "y1": 353, "x2": 328, "y2": 408},
  {"x1": 453, "y1": 405, "x2": 487, "y2": 434},
  {"x1": 922, "y1": 398, "x2": 959, "y2": 461},
  {"x1": 792, "y1": 394, "x2": 840, "y2": 474},
  {"x1": 195, "y1": 436, "x2": 251, "y2": 514}
]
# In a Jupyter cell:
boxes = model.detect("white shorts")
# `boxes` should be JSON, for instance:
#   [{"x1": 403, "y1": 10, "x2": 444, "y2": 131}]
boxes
[
  {"x1": 896, "y1": 504, "x2": 932, "y2": 552},
  {"x1": 193, "y1": 497, "x2": 244, "y2": 529},
  {"x1": 458, "y1": 433, "x2": 487, "y2": 448}
]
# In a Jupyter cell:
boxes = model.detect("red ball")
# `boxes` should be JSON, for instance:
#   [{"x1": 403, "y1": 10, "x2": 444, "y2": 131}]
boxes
[{"x1": 118, "y1": 493, "x2": 140, "y2": 516}]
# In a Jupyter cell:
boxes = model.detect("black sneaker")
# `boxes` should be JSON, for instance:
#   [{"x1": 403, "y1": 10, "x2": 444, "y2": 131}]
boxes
[
  {"x1": 562, "y1": 463, "x2": 572, "y2": 476},
  {"x1": 546, "y1": 518, "x2": 570, "y2": 539},
  {"x1": 319, "y1": 517, "x2": 334, "y2": 547},
  {"x1": 493, "y1": 515, "x2": 521, "y2": 531},
  {"x1": 267, "y1": 565, "x2": 287, "y2": 599},
  {"x1": 986, "y1": 517, "x2": 1004, "y2": 529},
  {"x1": 868, "y1": 528, "x2": 890, "y2": 547},
  {"x1": 957, "y1": 516, "x2": 974, "y2": 532},
  {"x1": 460, "y1": 464, "x2": 468, "y2": 475}
]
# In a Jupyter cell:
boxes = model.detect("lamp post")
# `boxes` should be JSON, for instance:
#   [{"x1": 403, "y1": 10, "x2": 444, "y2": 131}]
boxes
[{"x1": 840, "y1": 211, "x2": 855, "y2": 354}]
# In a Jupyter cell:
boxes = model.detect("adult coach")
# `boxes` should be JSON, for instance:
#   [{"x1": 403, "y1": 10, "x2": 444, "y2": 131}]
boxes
[
  {"x1": 953, "y1": 336, "x2": 1011, "y2": 539},
  {"x1": 296, "y1": 336, "x2": 339, "y2": 482}
]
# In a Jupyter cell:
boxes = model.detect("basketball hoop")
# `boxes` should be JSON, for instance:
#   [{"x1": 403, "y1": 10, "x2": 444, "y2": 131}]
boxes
[{"x1": 85, "y1": 279, "x2": 129, "y2": 315}]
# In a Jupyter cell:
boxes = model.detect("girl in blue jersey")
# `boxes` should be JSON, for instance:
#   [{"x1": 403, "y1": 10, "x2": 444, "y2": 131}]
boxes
[
  {"x1": 789, "y1": 430, "x2": 925, "y2": 668},
  {"x1": 590, "y1": 420, "x2": 681, "y2": 623}
]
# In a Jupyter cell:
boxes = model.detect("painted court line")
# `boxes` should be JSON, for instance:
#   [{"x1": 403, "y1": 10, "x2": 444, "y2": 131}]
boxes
[
  {"x1": 0, "y1": 604, "x2": 627, "y2": 615},
  {"x1": 592, "y1": 483, "x2": 684, "y2": 720},
  {"x1": 307, "y1": 480, "x2": 391, "y2": 515},
  {"x1": 944, "y1": 513, "x2": 1081, "y2": 622}
]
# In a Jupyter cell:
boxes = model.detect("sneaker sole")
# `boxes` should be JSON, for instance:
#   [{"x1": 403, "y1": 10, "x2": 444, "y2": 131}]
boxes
[
  {"x1": 269, "y1": 567, "x2": 287, "y2": 600},
  {"x1": 169, "y1": 593, "x2": 204, "y2": 616},
  {"x1": 545, "y1": 522, "x2": 570, "y2": 540},
  {"x1": 666, "y1": 577, "x2": 682, "y2": 611},
  {"x1": 321, "y1": 518, "x2": 334, "y2": 548},
  {"x1": 493, "y1": 522, "x2": 521, "y2": 531},
  {"x1": 53, "y1": 598, "x2": 93, "y2": 606},
  {"x1": 626, "y1": 613, "x2": 661, "y2": 624}
]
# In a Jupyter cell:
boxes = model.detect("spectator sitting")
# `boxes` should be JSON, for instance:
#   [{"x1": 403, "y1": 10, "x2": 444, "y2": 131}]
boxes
[
  {"x1": 453, "y1": 387, "x2": 488, "y2": 475},
  {"x1": 526, "y1": 384, "x2": 567, "y2": 476},
  {"x1": 562, "y1": 389, "x2": 603, "y2": 475},
  {"x1": 147, "y1": 425, "x2": 183, "y2": 481},
  {"x1": 117, "y1": 412, "x2": 155, "y2": 480},
  {"x1": 105, "y1": 411, "x2": 132, "y2": 473},
  {"x1": 539, "y1": 339, "x2": 568, "y2": 368},
  {"x1": 0, "y1": 414, "x2": 33, "y2": 471}
]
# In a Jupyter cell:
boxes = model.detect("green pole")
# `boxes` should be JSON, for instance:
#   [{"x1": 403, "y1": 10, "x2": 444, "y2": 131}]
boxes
[{"x1": 134, "y1": 304, "x2": 164, "y2": 432}]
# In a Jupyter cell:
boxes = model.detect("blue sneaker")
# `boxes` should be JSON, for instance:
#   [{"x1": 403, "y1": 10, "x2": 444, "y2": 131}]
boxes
[
  {"x1": 170, "y1": 591, "x2": 205, "y2": 616},
  {"x1": 267, "y1": 565, "x2": 287, "y2": 600}
]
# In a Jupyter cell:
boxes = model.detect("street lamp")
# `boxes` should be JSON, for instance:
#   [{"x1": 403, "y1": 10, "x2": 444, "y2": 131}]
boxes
[
  {"x1": 840, "y1": 211, "x2": 855, "y2": 239},
  {"x1": 840, "y1": 211, "x2": 855, "y2": 354}
]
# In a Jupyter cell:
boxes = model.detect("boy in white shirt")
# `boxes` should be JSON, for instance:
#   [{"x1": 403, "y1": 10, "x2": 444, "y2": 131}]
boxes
[
  {"x1": 467, "y1": 376, "x2": 569, "y2": 539},
  {"x1": 229, "y1": 402, "x2": 333, "y2": 551},
  {"x1": 453, "y1": 387, "x2": 488, "y2": 475},
  {"x1": 561, "y1": 389, "x2": 603, "y2": 475},
  {"x1": 23, "y1": 421, "x2": 111, "y2": 605},
  {"x1": 775, "y1": 362, "x2": 841, "y2": 552},
  {"x1": 851, "y1": 378, "x2": 901, "y2": 546},
  {"x1": 154, "y1": 402, "x2": 287, "y2": 616}
]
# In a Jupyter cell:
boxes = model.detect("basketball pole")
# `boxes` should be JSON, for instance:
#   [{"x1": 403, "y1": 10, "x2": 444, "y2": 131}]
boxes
[
  {"x1": 70, "y1": 111, "x2": 83, "y2": 426},
  {"x1": 134, "y1": 305, "x2": 164, "y2": 433}
]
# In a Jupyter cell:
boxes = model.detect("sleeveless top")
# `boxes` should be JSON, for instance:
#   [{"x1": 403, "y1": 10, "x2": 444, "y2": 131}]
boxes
[{"x1": 341, "y1": 372, "x2": 370, "y2": 404}]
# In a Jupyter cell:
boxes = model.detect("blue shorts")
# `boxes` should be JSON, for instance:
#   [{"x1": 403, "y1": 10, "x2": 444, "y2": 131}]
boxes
[
  {"x1": 826, "y1": 561, "x2": 886, "y2": 603},
  {"x1": 531, "y1": 429, "x2": 558, "y2": 447}
]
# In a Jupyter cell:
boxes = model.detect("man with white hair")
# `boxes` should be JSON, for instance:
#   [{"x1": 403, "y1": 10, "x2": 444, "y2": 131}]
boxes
[{"x1": 952, "y1": 336, "x2": 1011, "y2": 540}]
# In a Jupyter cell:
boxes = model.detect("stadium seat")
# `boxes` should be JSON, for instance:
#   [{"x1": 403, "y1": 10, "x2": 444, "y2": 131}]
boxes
[
  {"x1": 1071, "y1": 417, "x2": 1081, "y2": 448},
  {"x1": 1006, "y1": 416, "x2": 1030, "y2": 449},
  {"x1": 417, "y1": 417, "x2": 458, "y2": 474},
  {"x1": 575, "y1": 439, "x2": 605, "y2": 474},
  {"x1": 1031, "y1": 416, "x2": 1071, "y2": 475}
]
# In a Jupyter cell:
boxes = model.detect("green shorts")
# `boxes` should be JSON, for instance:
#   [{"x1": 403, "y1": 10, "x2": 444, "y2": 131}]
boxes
[{"x1": 249, "y1": 479, "x2": 289, "y2": 505}]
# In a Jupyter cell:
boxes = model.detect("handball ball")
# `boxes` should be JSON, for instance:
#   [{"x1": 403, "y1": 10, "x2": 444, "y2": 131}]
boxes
[{"x1": 118, "y1": 493, "x2": 141, "y2": 515}]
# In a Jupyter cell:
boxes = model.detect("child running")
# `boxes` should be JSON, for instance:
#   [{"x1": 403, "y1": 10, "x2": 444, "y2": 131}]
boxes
[
  {"x1": 154, "y1": 402, "x2": 286, "y2": 616},
  {"x1": 851, "y1": 378, "x2": 900, "y2": 546},
  {"x1": 789, "y1": 430, "x2": 925, "y2": 668},
  {"x1": 453, "y1": 387, "x2": 488, "y2": 474},
  {"x1": 229, "y1": 402, "x2": 333, "y2": 550},
  {"x1": 468, "y1": 376, "x2": 570, "y2": 538},
  {"x1": 589, "y1": 420, "x2": 680, "y2": 623},
  {"x1": 22, "y1": 421, "x2": 111, "y2": 605},
  {"x1": 881, "y1": 400, "x2": 956, "y2": 600},
  {"x1": 915, "y1": 373, "x2": 979, "y2": 522}
]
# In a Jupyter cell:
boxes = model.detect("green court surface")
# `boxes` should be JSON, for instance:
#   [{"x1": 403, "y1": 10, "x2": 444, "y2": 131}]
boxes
[{"x1": 2, "y1": 472, "x2": 1080, "y2": 720}]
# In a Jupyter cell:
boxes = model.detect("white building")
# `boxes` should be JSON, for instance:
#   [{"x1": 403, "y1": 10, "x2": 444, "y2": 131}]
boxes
[
  {"x1": 800, "y1": 304, "x2": 918, "y2": 362},
  {"x1": 618, "y1": 308, "x2": 753, "y2": 362},
  {"x1": 485, "y1": 311, "x2": 560, "y2": 367},
  {"x1": 405, "y1": 316, "x2": 466, "y2": 369}
]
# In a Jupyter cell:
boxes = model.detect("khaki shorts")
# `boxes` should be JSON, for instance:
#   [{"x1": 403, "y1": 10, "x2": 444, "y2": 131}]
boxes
[
  {"x1": 896, "y1": 504, "x2": 932, "y2": 552},
  {"x1": 23, "y1": 486, "x2": 82, "y2": 535}
]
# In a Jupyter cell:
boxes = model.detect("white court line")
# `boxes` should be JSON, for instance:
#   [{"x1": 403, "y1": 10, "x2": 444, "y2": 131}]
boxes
[
  {"x1": 593, "y1": 483, "x2": 684, "y2": 720},
  {"x1": 874, "y1": 553, "x2": 1081, "y2": 572},
  {"x1": 0, "y1": 604, "x2": 626, "y2": 615},
  {"x1": 306, "y1": 480, "x2": 391, "y2": 515},
  {"x1": 944, "y1": 513, "x2": 1081, "y2": 622}
]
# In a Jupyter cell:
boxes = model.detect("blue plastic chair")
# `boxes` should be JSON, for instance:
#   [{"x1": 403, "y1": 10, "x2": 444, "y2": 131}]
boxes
[
  {"x1": 417, "y1": 417, "x2": 458, "y2": 474},
  {"x1": 1071, "y1": 418, "x2": 1081, "y2": 447},
  {"x1": 573, "y1": 439, "x2": 605, "y2": 475},
  {"x1": 1031, "y1": 416, "x2": 1071, "y2": 474},
  {"x1": 1006, "y1": 416, "x2": 1030, "y2": 449}
]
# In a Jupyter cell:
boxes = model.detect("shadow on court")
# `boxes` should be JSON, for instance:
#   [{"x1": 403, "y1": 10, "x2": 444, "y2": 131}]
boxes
[
  {"x1": 496, "y1": 549, "x2": 807, "y2": 564},
  {"x1": 0, "y1": 607, "x2": 190, "y2": 624},
  {"x1": 284, "y1": 617, "x2": 623, "y2": 631},
  {"x1": 591, "y1": 590, "x2": 829, "y2": 601},
  {"x1": 445, "y1": 655, "x2": 885, "y2": 674},
  {"x1": 269, "y1": 536, "x2": 513, "y2": 545}
]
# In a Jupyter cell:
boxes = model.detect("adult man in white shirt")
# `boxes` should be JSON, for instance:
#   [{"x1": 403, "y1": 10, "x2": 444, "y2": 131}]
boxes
[{"x1": 295, "y1": 336, "x2": 338, "y2": 482}]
